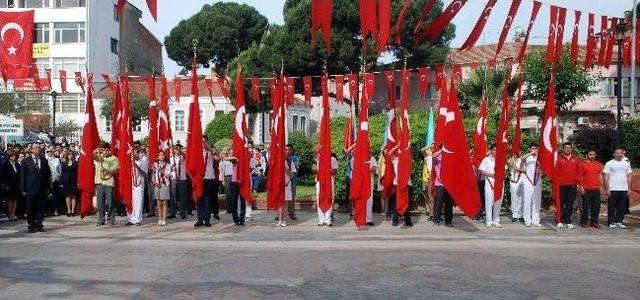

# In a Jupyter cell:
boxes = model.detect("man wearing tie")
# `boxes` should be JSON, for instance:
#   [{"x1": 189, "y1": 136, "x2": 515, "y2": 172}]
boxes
[{"x1": 20, "y1": 144, "x2": 51, "y2": 233}]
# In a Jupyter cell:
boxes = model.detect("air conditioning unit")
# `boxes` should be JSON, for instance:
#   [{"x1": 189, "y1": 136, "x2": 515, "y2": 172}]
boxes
[{"x1": 577, "y1": 117, "x2": 589, "y2": 125}]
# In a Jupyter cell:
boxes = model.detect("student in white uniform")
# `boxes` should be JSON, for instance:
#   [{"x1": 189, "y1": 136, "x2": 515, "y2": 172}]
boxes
[
  {"x1": 128, "y1": 148, "x2": 148, "y2": 226},
  {"x1": 367, "y1": 156, "x2": 378, "y2": 226},
  {"x1": 315, "y1": 152, "x2": 339, "y2": 226},
  {"x1": 521, "y1": 146, "x2": 542, "y2": 227},
  {"x1": 280, "y1": 155, "x2": 296, "y2": 227},
  {"x1": 604, "y1": 148, "x2": 633, "y2": 229},
  {"x1": 479, "y1": 144, "x2": 503, "y2": 228},
  {"x1": 509, "y1": 153, "x2": 524, "y2": 223},
  {"x1": 151, "y1": 151, "x2": 171, "y2": 226}
]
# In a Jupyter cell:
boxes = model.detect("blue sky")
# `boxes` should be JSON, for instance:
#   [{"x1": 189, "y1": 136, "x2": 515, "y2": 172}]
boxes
[{"x1": 128, "y1": 0, "x2": 634, "y2": 75}]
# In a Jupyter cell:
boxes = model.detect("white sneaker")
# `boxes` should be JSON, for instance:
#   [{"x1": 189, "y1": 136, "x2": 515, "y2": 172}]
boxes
[
  {"x1": 494, "y1": 223, "x2": 502, "y2": 228},
  {"x1": 565, "y1": 224, "x2": 575, "y2": 229},
  {"x1": 617, "y1": 223, "x2": 627, "y2": 229},
  {"x1": 609, "y1": 223, "x2": 618, "y2": 228},
  {"x1": 525, "y1": 222, "x2": 532, "y2": 227},
  {"x1": 161, "y1": 220, "x2": 167, "y2": 226},
  {"x1": 156, "y1": 221, "x2": 162, "y2": 226},
  {"x1": 556, "y1": 223, "x2": 564, "y2": 228},
  {"x1": 534, "y1": 223, "x2": 543, "y2": 227},
  {"x1": 280, "y1": 221, "x2": 287, "y2": 227},
  {"x1": 485, "y1": 223, "x2": 492, "y2": 228}
]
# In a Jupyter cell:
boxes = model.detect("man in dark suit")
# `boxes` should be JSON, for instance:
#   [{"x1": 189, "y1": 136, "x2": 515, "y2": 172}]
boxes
[{"x1": 20, "y1": 144, "x2": 51, "y2": 233}]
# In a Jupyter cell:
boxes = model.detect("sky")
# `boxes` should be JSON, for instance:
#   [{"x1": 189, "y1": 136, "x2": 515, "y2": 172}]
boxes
[{"x1": 128, "y1": 0, "x2": 635, "y2": 75}]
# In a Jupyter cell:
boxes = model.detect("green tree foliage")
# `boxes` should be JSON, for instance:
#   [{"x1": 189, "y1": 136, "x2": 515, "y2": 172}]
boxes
[
  {"x1": 99, "y1": 92, "x2": 149, "y2": 125},
  {"x1": 288, "y1": 131, "x2": 317, "y2": 184},
  {"x1": 621, "y1": 118, "x2": 640, "y2": 167},
  {"x1": 164, "y1": 2, "x2": 269, "y2": 73},
  {"x1": 521, "y1": 47, "x2": 598, "y2": 111},
  {"x1": 570, "y1": 126, "x2": 618, "y2": 162},
  {"x1": 458, "y1": 66, "x2": 519, "y2": 114},
  {"x1": 204, "y1": 113, "x2": 234, "y2": 146}
]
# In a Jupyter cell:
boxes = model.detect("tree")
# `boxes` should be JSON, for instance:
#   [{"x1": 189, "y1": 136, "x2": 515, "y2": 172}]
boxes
[
  {"x1": 99, "y1": 92, "x2": 149, "y2": 125},
  {"x1": 521, "y1": 47, "x2": 598, "y2": 111},
  {"x1": 204, "y1": 113, "x2": 234, "y2": 146},
  {"x1": 458, "y1": 66, "x2": 519, "y2": 115},
  {"x1": 164, "y1": 2, "x2": 269, "y2": 73}
]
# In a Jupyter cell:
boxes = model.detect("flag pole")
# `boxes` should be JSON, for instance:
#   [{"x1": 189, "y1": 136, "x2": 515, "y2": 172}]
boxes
[{"x1": 632, "y1": 0, "x2": 637, "y2": 118}]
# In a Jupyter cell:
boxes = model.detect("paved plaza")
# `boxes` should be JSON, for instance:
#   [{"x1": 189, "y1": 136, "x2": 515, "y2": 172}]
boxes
[{"x1": 1, "y1": 210, "x2": 640, "y2": 299}]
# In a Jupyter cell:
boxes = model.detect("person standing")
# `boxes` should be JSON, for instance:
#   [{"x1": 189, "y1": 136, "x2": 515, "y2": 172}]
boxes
[
  {"x1": 169, "y1": 146, "x2": 188, "y2": 219},
  {"x1": 432, "y1": 145, "x2": 453, "y2": 227},
  {"x1": 94, "y1": 143, "x2": 119, "y2": 226},
  {"x1": 509, "y1": 153, "x2": 524, "y2": 223},
  {"x1": 579, "y1": 150, "x2": 603, "y2": 228},
  {"x1": 479, "y1": 144, "x2": 503, "y2": 228},
  {"x1": 151, "y1": 151, "x2": 171, "y2": 226},
  {"x1": 220, "y1": 149, "x2": 234, "y2": 214},
  {"x1": 202, "y1": 138, "x2": 220, "y2": 221},
  {"x1": 20, "y1": 145, "x2": 51, "y2": 233},
  {"x1": 225, "y1": 150, "x2": 245, "y2": 226},
  {"x1": 367, "y1": 155, "x2": 379, "y2": 227},
  {"x1": 2, "y1": 150, "x2": 21, "y2": 221},
  {"x1": 128, "y1": 149, "x2": 148, "y2": 226},
  {"x1": 250, "y1": 149, "x2": 265, "y2": 193},
  {"x1": 420, "y1": 146, "x2": 434, "y2": 220},
  {"x1": 195, "y1": 138, "x2": 214, "y2": 227},
  {"x1": 59, "y1": 152, "x2": 78, "y2": 217},
  {"x1": 521, "y1": 146, "x2": 542, "y2": 227},
  {"x1": 604, "y1": 148, "x2": 632, "y2": 229},
  {"x1": 286, "y1": 144, "x2": 299, "y2": 221},
  {"x1": 556, "y1": 143, "x2": 581, "y2": 229},
  {"x1": 45, "y1": 148, "x2": 61, "y2": 216}
]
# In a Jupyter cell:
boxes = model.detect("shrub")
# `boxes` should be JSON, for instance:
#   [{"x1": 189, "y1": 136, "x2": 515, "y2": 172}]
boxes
[
  {"x1": 288, "y1": 131, "x2": 317, "y2": 182},
  {"x1": 621, "y1": 118, "x2": 640, "y2": 168},
  {"x1": 570, "y1": 125, "x2": 618, "y2": 162},
  {"x1": 204, "y1": 113, "x2": 234, "y2": 145}
]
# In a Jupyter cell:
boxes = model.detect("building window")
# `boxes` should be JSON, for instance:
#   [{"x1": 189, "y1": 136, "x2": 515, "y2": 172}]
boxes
[
  {"x1": 53, "y1": 22, "x2": 85, "y2": 43},
  {"x1": 53, "y1": 57, "x2": 85, "y2": 76},
  {"x1": 34, "y1": 23, "x2": 50, "y2": 43},
  {"x1": 174, "y1": 110, "x2": 185, "y2": 132},
  {"x1": 20, "y1": 0, "x2": 49, "y2": 8},
  {"x1": 292, "y1": 115, "x2": 298, "y2": 132},
  {"x1": 110, "y1": 38, "x2": 118, "y2": 54},
  {"x1": 34, "y1": 58, "x2": 51, "y2": 77},
  {"x1": 133, "y1": 122, "x2": 141, "y2": 132},
  {"x1": 54, "y1": 93, "x2": 81, "y2": 113},
  {"x1": 113, "y1": 4, "x2": 119, "y2": 22},
  {"x1": 601, "y1": 78, "x2": 614, "y2": 97},
  {"x1": 1, "y1": 0, "x2": 16, "y2": 8},
  {"x1": 105, "y1": 116, "x2": 111, "y2": 132},
  {"x1": 55, "y1": 0, "x2": 85, "y2": 7},
  {"x1": 300, "y1": 116, "x2": 306, "y2": 133}
]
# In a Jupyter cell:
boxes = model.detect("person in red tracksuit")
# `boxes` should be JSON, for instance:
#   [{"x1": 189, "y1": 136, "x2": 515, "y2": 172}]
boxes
[
  {"x1": 556, "y1": 143, "x2": 581, "y2": 229},
  {"x1": 578, "y1": 150, "x2": 604, "y2": 228}
]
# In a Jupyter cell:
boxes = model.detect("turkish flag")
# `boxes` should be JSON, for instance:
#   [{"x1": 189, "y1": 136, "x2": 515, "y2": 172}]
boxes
[
  {"x1": 511, "y1": 76, "x2": 524, "y2": 156},
  {"x1": 584, "y1": 14, "x2": 596, "y2": 68},
  {"x1": 359, "y1": 0, "x2": 378, "y2": 49},
  {"x1": 335, "y1": 75, "x2": 344, "y2": 103},
  {"x1": 435, "y1": 65, "x2": 446, "y2": 93},
  {"x1": 267, "y1": 77, "x2": 287, "y2": 210},
  {"x1": 348, "y1": 73, "x2": 359, "y2": 104},
  {"x1": 413, "y1": 0, "x2": 436, "y2": 45},
  {"x1": 110, "y1": 78, "x2": 122, "y2": 157},
  {"x1": 473, "y1": 94, "x2": 488, "y2": 168},
  {"x1": 251, "y1": 77, "x2": 261, "y2": 104},
  {"x1": 604, "y1": 18, "x2": 617, "y2": 69},
  {"x1": 376, "y1": 0, "x2": 391, "y2": 52},
  {"x1": 0, "y1": 11, "x2": 34, "y2": 79},
  {"x1": 285, "y1": 77, "x2": 295, "y2": 104},
  {"x1": 311, "y1": 0, "x2": 333, "y2": 51},
  {"x1": 344, "y1": 107, "x2": 354, "y2": 150},
  {"x1": 459, "y1": 0, "x2": 498, "y2": 52},
  {"x1": 31, "y1": 67, "x2": 42, "y2": 92},
  {"x1": 495, "y1": 0, "x2": 522, "y2": 58},
  {"x1": 623, "y1": 36, "x2": 632, "y2": 67},
  {"x1": 146, "y1": 0, "x2": 157, "y2": 22},
  {"x1": 419, "y1": 0, "x2": 467, "y2": 44},
  {"x1": 545, "y1": 6, "x2": 559, "y2": 64},
  {"x1": 146, "y1": 76, "x2": 159, "y2": 165},
  {"x1": 217, "y1": 75, "x2": 230, "y2": 99},
  {"x1": 173, "y1": 77, "x2": 182, "y2": 102},
  {"x1": 44, "y1": 68, "x2": 52, "y2": 91},
  {"x1": 317, "y1": 74, "x2": 333, "y2": 213},
  {"x1": 74, "y1": 71, "x2": 84, "y2": 94},
  {"x1": 185, "y1": 58, "x2": 205, "y2": 203},
  {"x1": 381, "y1": 70, "x2": 397, "y2": 201},
  {"x1": 539, "y1": 77, "x2": 560, "y2": 223},
  {"x1": 59, "y1": 70, "x2": 67, "y2": 93},
  {"x1": 303, "y1": 76, "x2": 312, "y2": 103},
  {"x1": 598, "y1": 16, "x2": 609, "y2": 66},
  {"x1": 392, "y1": 0, "x2": 413, "y2": 45},
  {"x1": 396, "y1": 69, "x2": 411, "y2": 215},
  {"x1": 570, "y1": 11, "x2": 582, "y2": 64},
  {"x1": 493, "y1": 73, "x2": 511, "y2": 201},
  {"x1": 78, "y1": 74, "x2": 100, "y2": 219},
  {"x1": 553, "y1": 7, "x2": 567, "y2": 64},
  {"x1": 517, "y1": 1, "x2": 542, "y2": 63},
  {"x1": 101, "y1": 74, "x2": 115, "y2": 92},
  {"x1": 204, "y1": 78, "x2": 214, "y2": 104},
  {"x1": 349, "y1": 73, "x2": 374, "y2": 228},
  {"x1": 158, "y1": 77, "x2": 172, "y2": 157},
  {"x1": 418, "y1": 67, "x2": 429, "y2": 99},
  {"x1": 117, "y1": 76, "x2": 134, "y2": 212},
  {"x1": 233, "y1": 68, "x2": 253, "y2": 205},
  {"x1": 440, "y1": 77, "x2": 481, "y2": 218}
]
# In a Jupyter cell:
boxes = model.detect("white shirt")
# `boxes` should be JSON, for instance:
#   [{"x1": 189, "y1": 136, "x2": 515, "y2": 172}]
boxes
[
  {"x1": 203, "y1": 150, "x2": 215, "y2": 180},
  {"x1": 170, "y1": 155, "x2": 186, "y2": 180},
  {"x1": 47, "y1": 155, "x2": 61, "y2": 182},
  {"x1": 221, "y1": 160, "x2": 234, "y2": 176},
  {"x1": 133, "y1": 156, "x2": 148, "y2": 187},
  {"x1": 510, "y1": 158, "x2": 523, "y2": 183},
  {"x1": 604, "y1": 159, "x2": 632, "y2": 191},
  {"x1": 523, "y1": 155, "x2": 541, "y2": 185},
  {"x1": 331, "y1": 156, "x2": 339, "y2": 172},
  {"x1": 479, "y1": 156, "x2": 496, "y2": 186}
]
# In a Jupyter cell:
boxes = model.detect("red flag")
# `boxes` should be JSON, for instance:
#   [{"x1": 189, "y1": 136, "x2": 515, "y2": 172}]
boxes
[
  {"x1": 433, "y1": 68, "x2": 448, "y2": 157},
  {"x1": 570, "y1": 11, "x2": 582, "y2": 64},
  {"x1": 636, "y1": 20, "x2": 640, "y2": 65},
  {"x1": 159, "y1": 77, "x2": 172, "y2": 157},
  {"x1": 598, "y1": 16, "x2": 609, "y2": 66},
  {"x1": 44, "y1": 68, "x2": 52, "y2": 91},
  {"x1": 553, "y1": 7, "x2": 567, "y2": 64},
  {"x1": 74, "y1": 72, "x2": 85, "y2": 94},
  {"x1": 101, "y1": 74, "x2": 115, "y2": 92},
  {"x1": 117, "y1": 75, "x2": 134, "y2": 213},
  {"x1": 318, "y1": 74, "x2": 333, "y2": 213},
  {"x1": 110, "y1": 78, "x2": 122, "y2": 157},
  {"x1": 350, "y1": 73, "x2": 374, "y2": 228},
  {"x1": 435, "y1": 65, "x2": 446, "y2": 92},
  {"x1": 459, "y1": 0, "x2": 498, "y2": 51},
  {"x1": 376, "y1": 0, "x2": 391, "y2": 52},
  {"x1": 204, "y1": 78, "x2": 213, "y2": 101},
  {"x1": 217, "y1": 75, "x2": 230, "y2": 99},
  {"x1": 440, "y1": 78, "x2": 481, "y2": 218},
  {"x1": 473, "y1": 94, "x2": 488, "y2": 168},
  {"x1": 146, "y1": 76, "x2": 159, "y2": 165},
  {"x1": 359, "y1": 0, "x2": 378, "y2": 49},
  {"x1": 311, "y1": 0, "x2": 333, "y2": 51},
  {"x1": 494, "y1": 74, "x2": 511, "y2": 201},
  {"x1": 584, "y1": 14, "x2": 596, "y2": 68},
  {"x1": 545, "y1": 6, "x2": 559, "y2": 64},
  {"x1": 185, "y1": 58, "x2": 205, "y2": 203},
  {"x1": 335, "y1": 75, "x2": 344, "y2": 103},
  {"x1": 604, "y1": 18, "x2": 617, "y2": 68},
  {"x1": 285, "y1": 77, "x2": 295, "y2": 104},
  {"x1": 116, "y1": 0, "x2": 126, "y2": 17},
  {"x1": 348, "y1": 73, "x2": 359, "y2": 104},
  {"x1": 452, "y1": 64, "x2": 463, "y2": 82},
  {"x1": 419, "y1": 0, "x2": 468, "y2": 44},
  {"x1": 624, "y1": 36, "x2": 632, "y2": 67},
  {"x1": 539, "y1": 77, "x2": 560, "y2": 223},
  {"x1": 303, "y1": 76, "x2": 312, "y2": 103},
  {"x1": 59, "y1": 70, "x2": 67, "y2": 93},
  {"x1": 31, "y1": 67, "x2": 42, "y2": 92},
  {"x1": 145, "y1": 0, "x2": 157, "y2": 22},
  {"x1": 392, "y1": 0, "x2": 413, "y2": 45},
  {"x1": 418, "y1": 67, "x2": 429, "y2": 99},
  {"x1": 233, "y1": 67, "x2": 253, "y2": 205},
  {"x1": 413, "y1": 0, "x2": 436, "y2": 45},
  {"x1": 517, "y1": 1, "x2": 542, "y2": 63},
  {"x1": 173, "y1": 77, "x2": 182, "y2": 102},
  {"x1": 344, "y1": 107, "x2": 354, "y2": 150},
  {"x1": 512, "y1": 76, "x2": 524, "y2": 156},
  {"x1": 0, "y1": 11, "x2": 34, "y2": 79},
  {"x1": 78, "y1": 74, "x2": 100, "y2": 219},
  {"x1": 495, "y1": 0, "x2": 522, "y2": 58},
  {"x1": 267, "y1": 77, "x2": 287, "y2": 210},
  {"x1": 396, "y1": 69, "x2": 411, "y2": 215},
  {"x1": 251, "y1": 77, "x2": 261, "y2": 104},
  {"x1": 381, "y1": 70, "x2": 397, "y2": 201}
]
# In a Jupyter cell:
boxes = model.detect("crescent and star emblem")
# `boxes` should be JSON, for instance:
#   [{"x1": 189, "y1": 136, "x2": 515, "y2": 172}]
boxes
[
  {"x1": 542, "y1": 117, "x2": 557, "y2": 153},
  {"x1": 1, "y1": 22, "x2": 25, "y2": 56},
  {"x1": 235, "y1": 105, "x2": 246, "y2": 142},
  {"x1": 476, "y1": 116, "x2": 485, "y2": 134},
  {"x1": 450, "y1": 0, "x2": 463, "y2": 12},
  {"x1": 439, "y1": 107, "x2": 455, "y2": 124}
]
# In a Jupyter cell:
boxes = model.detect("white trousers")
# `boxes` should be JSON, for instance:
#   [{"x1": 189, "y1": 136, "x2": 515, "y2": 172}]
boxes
[
  {"x1": 510, "y1": 180, "x2": 524, "y2": 218},
  {"x1": 522, "y1": 181, "x2": 542, "y2": 225},
  {"x1": 484, "y1": 181, "x2": 503, "y2": 224},
  {"x1": 315, "y1": 179, "x2": 335, "y2": 225},
  {"x1": 245, "y1": 203, "x2": 252, "y2": 218},
  {"x1": 366, "y1": 178, "x2": 374, "y2": 223},
  {"x1": 128, "y1": 186, "x2": 144, "y2": 224}
]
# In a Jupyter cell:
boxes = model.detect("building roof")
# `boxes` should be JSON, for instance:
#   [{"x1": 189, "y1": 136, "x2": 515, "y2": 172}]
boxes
[{"x1": 448, "y1": 42, "x2": 587, "y2": 65}]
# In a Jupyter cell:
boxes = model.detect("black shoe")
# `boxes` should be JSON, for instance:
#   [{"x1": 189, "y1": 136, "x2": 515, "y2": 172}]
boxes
[
  {"x1": 194, "y1": 221, "x2": 203, "y2": 227},
  {"x1": 427, "y1": 216, "x2": 434, "y2": 221},
  {"x1": 135, "y1": 223, "x2": 141, "y2": 226},
  {"x1": 125, "y1": 222, "x2": 134, "y2": 226},
  {"x1": 28, "y1": 228, "x2": 36, "y2": 233},
  {"x1": 433, "y1": 221, "x2": 441, "y2": 226},
  {"x1": 239, "y1": 222, "x2": 245, "y2": 226},
  {"x1": 404, "y1": 221, "x2": 414, "y2": 227},
  {"x1": 392, "y1": 219, "x2": 399, "y2": 226},
  {"x1": 213, "y1": 215, "x2": 220, "y2": 220},
  {"x1": 36, "y1": 227, "x2": 45, "y2": 232},
  {"x1": 204, "y1": 222, "x2": 211, "y2": 227},
  {"x1": 445, "y1": 223, "x2": 454, "y2": 227},
  {"x1": 97, "y1": 222, "x2": 105, "y2": 226},
  {"x1": 519, "y1": 218, "x2": 525, "y2": 223},
  {"x1": 167, "y1": 215, "x2": 176, "y2": 219},
  {"x1": 511, "y1": 218, "x2": 518, "y2": 223},
  {"x1": 181, "y1": 215, "x2": 187, "y2": 220},
  {"x1": 290, "y1": 215, "x2": 298, "y2": 221},
  {"x1": 274, "y1": 217, "x2": 279, "y2": 221},
  {"x1": 366, "y1": 222, "x2": 375, "y2": 226},
  {"x1": 147, "y1": 213, "x2": 155, "y2": 218},
  {"x1": 327, "y1": 223, "x2": 334, "y2": 227}
]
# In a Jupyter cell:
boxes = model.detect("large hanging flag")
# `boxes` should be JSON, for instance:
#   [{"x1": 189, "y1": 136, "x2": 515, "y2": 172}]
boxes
[
  {"x1": 493, "y1": 73, "x2": 511, "y2": 201},
  {"x1": 512, "y1": 76, "x2": 524, "y2": 156},
  {"x1": 348, "y1": 73, "x2": 359, "y2": 104},
  {"x1": 473, "y1": 93, "x2": 488, "y2": 167},
  {"x1": 603, "y1": 18, "x2": 617, "y2": 69},
  {"x1": 539, "y1": 77, "x2": 560, "y2": 223},
  {"x1": 318, "y1": 73, "x2": 333, "y2": 213},
  {"x1": 598, "y1": 16, "x2": 609, "y2": 66},
  {"x1": 311, "y1": 0, "x2": 333, "y2": 51},
  {"x1": 458, "y1": 0, "x2": 498, "y2": 52},
  {"x1": 391, "y1": 0, "x2": 413, "y2": 45},
  {"x1": 233, "y1": 67, "x2": 253, "y2": 206},
  {"x1": 413, "y1": 0, "x2": 436, "y2": 45},
  {"x1": 267, "y1": 76, "x2": 287, "y2": 210},
  {"x1": 159, "y1": 77, "x2": 172, "y2": 157},
  {"x1": 570, "y1": 11, "x2": 582, "y2": 64},
  {"x1": 376, "y1": 0, "x2": 391, "y2": 52},
  {"x1": 78, "y1": 74, "x2": 100, "y2": 219},
  {"x1": 380, "y1": 71, "x2": 397, "y2": 201},
  {"x1": 110, "y1": 78, "x2": 122, "y2": 157},
  {"x1": 418, "y1": 67, "x2": 429, "y2": 99},
  {"x1": 185, "y1": 57, "x2": 205, "y2": 203},
  {"x1": 0, "y1": 11, "x2": 34, "y2": 79},
  {"x1": 517, "y1": 1, "x2": 542, "y2": 63},
  {"x1": 117, "y1": 75, "x2": 134, "y2": 213},
  {"x1": 396, "y1": 69, "x2": 411, "y2": 215},
  {"x1": 59, "y1": 70, "x2": 67, "y2": 93},
  {"x1": 359, "y1": 0, "x2": 378, "y2": 49},
  {"x1": 303, "y1": 76, "x2": 312, "y2": 103},
  {"x1": 495, "y1": 0, "x2": 522, "y2": 58},
  {"x1": 584, "y1": 13, "x2": 596, "y2": 68},
  {"x1": 545, "y1": 6, "x2": 559, "y2": 64},
  {"x1": 335, "y1": 75, "x2": 344, "y2": 103},
  {"x1": 173, "y1": 77, "x2": 182, "y2": 102},
  {"x1": 350, "y1": 73, "x2": 374, "y2": 228},
  {"x1": 440, "y1": 77, "x2": 481, "y2": 218},
  {"x1": 553, "y1": 7, "x2": 567, "y2": 64},
  {"x1": 419, "y1": 0, "x2": 468, "y2": 45},
  {"x1": 344, "y1": 107, "x2": 354, "y2": 150},
  {"x1": 146, "y1": 76, "x2": 159, "y2": 165},
  {"x1": 251, "y1": 77, "x2": 261, "y2": 104}
]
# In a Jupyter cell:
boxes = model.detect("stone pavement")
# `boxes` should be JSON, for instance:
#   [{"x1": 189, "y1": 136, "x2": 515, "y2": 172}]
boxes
[{"x1": 1, "y1": 210, "x2": 640, "y2": 300}]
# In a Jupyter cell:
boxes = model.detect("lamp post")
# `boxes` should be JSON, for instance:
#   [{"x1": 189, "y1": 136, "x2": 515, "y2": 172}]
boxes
[
  {"x1": 615, "y1": 20, "x2": 627, "y2": 146},
  {"x1": 50, "y1": 90, "x2": 58, "y2": 143}
]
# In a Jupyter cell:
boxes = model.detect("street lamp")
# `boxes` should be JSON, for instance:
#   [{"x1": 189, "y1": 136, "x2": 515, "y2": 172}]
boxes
[
  {"x1": 615, "y1": 20, "x2": 627, "y2": 146},
  {"x1": 50, "y1": 90, "x2": 58, "y2": 143}
]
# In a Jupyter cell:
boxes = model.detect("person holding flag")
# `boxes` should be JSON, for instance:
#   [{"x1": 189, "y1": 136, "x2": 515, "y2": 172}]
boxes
[
  {"x1": 421, "y1": 107, "x2": 435, "y2": 219},
  {"x1": 151, "y1": 151, "x2": 172, "y2": 226},
  {"x1": 127, "y1": 148, "x2": 147, "y2": 226},
  {"x1": 479, "y1": 144, "x2": 503, "y2": 228},
  {"x1": 509, "y1": 152, "x2": 524, "y2": 223},
  {"x1": 557, "y1": 143, "x2": 581, "y2": 229},
  {"x1": 93, "y1": 143, "x2": 119, "y2": 226}
]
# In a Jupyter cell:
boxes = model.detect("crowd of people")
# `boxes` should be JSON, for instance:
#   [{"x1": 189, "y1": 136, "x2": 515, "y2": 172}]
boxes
[{"x1": 0, "y1": 138, "x2": 634, "y2": 233}]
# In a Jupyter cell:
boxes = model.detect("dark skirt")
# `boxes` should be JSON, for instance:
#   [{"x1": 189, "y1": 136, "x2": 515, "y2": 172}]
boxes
[
  {"x1": 61, "y1": 183, "x2": 78, "y2": 197},
  {"x1": 4, "y1": 186, "x2": 21, "y2": 199}
]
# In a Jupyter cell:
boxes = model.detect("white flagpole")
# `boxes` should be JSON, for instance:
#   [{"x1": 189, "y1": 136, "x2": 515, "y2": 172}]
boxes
[{"x1": 632, "y1": 0, "x2": 637, "y2": 117}]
